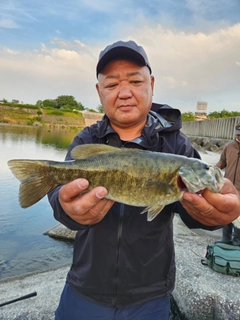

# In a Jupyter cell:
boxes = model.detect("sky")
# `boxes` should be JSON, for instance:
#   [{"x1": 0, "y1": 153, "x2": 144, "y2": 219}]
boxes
[{"x1": 0, "y1": 0, "x2": 240, "y2": 114}]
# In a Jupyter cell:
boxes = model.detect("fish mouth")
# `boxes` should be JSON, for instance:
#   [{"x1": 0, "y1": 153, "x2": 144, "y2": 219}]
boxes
[{"x1": 177, "y1": 176, "x2": 188, "y2": 191}]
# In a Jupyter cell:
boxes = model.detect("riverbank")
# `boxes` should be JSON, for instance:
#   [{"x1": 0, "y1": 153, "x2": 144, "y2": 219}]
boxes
[
  {"x1": 1, "y1": 216, "x2": 240, "y2": 320},
  {"x1": 0, "y1": 105, "x2": 103, "y2": 128}
]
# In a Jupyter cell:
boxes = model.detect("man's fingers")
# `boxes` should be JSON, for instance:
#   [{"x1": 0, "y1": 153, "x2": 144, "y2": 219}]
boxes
[
  {"x1": 181, "y1": 179, "x2": 240, "y2": 226},
  {"x1": 80, "y1": 199, "x2": 115, "y2": 225},
  {"x1": 58, "y1": 179, "x2": 112, "y2": 225},
  {"x1": 59, "y1": 179, "x2": 89, "y2": 202}
]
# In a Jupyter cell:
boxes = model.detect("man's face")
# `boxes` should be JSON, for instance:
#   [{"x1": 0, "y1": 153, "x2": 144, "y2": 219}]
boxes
[{"x1": 96, "y1": 59, "x2": 154, "y2": 130}]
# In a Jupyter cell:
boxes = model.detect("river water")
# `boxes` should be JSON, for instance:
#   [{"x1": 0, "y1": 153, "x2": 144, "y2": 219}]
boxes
[
  {"x1": 0, "y1": 124, "x2": 81, "y2": 281},
  {"x1": 0, "y1": 124, "x2": 221, "y2": 282}
]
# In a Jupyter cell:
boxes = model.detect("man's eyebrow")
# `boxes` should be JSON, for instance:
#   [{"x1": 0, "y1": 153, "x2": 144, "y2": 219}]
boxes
[
  {"x1": 105, "y1": 71, "x2": 141, "y2": 80},
  {"x1": 105, "y1": 74, "x2": 119, "y2": 80},
  {"x1": 127, "y1": 71, "x2": 141, "y2": 77}
]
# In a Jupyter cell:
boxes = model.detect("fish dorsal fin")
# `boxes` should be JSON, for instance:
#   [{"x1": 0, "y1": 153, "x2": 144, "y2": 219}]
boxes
[{"x1": 71, "y1": 144, "x2": 120, "y2": 160}]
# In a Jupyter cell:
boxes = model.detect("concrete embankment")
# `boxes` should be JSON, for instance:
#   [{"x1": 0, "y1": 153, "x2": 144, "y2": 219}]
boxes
[{"x1": 182, "y1": 116, "x2": 240, "y2": 140}]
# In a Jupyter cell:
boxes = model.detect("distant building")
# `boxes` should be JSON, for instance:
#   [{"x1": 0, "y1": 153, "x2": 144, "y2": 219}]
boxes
[{"x1": 195, "y1": 101, "x2": 207, "y2": 120}]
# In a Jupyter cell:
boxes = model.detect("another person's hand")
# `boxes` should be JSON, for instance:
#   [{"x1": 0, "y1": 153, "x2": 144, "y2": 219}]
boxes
[
  {"x1": 58, "y1": 178, "x2": 114, "y2": 225},
  {"x1": 181, "y1": 178, "x2": 240, "y2": 226}
]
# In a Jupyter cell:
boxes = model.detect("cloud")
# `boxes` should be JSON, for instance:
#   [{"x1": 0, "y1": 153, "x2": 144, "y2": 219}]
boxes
[
  {"x1": 0, "y1": 40, "x2": 99, "y2": 108},
  {"x1": 0, "y1": 21, "x2": 240, "y2": 112},
  {"x1": 123, "y1": 23, "x2": 240, "y2": 109},
  {"x1": 0, "y1": 18, "x2": 19, "y2": 29}
]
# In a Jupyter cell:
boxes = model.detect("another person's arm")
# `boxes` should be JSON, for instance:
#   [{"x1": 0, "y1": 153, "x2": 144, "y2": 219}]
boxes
[{"x1": 216, "y1": 147, "x2": 227, "y2": 169}]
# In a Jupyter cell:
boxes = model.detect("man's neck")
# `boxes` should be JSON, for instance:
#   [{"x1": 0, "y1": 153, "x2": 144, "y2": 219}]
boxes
[{"x1": 110, "y1": 123, "x2": 145, "y2": 141}]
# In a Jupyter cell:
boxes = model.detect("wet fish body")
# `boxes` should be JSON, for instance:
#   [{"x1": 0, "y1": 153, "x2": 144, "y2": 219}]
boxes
[{"x1": 8, "y1": 144, "x2": 224, "y2": 221}]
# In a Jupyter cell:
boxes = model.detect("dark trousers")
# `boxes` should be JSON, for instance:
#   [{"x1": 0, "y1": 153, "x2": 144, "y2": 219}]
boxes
[{"x1": 55, "y1": 283, "x2": 170, "y2": 320}]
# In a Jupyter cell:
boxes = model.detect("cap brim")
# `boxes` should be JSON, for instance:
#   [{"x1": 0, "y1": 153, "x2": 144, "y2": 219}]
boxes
[{"x1": 97, "y1": 46, "x2": 149, "y2": 76}]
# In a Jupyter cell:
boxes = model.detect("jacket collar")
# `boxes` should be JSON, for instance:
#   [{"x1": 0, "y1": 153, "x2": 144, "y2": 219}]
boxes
[{"x1": 94, "y1": 103, "x2": 181, "y2": 149}]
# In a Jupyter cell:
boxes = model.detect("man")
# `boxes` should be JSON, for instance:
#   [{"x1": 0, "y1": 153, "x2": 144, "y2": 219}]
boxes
[
  {"x1": 48, "y1": 40, "x2": 240, "y2": 320},
  {"x1": 216, "y1": 123, "x2": 240, "y2": 245}
]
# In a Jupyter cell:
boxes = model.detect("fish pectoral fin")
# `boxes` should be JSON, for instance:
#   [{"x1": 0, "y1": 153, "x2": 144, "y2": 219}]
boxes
[
  {"x1": 140, "y1": 205, "x2": 165, "y2": 221},
  {"x1": 71, "y1": 144, "x2": 119, "y2": 160}
]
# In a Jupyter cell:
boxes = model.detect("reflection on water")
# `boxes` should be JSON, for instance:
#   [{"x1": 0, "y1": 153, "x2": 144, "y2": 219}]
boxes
[
  {"x1": 0, "y1": 124, "x2": 80, "y2": 151},
  {"x1": 0, "y1": 124, "x2": 80, "y2": 281}
]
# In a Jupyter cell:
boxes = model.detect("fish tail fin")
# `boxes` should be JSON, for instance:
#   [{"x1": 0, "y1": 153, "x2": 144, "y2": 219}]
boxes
[{"x1": 8, "y1": 159, "x2": 56, "y2": 208}]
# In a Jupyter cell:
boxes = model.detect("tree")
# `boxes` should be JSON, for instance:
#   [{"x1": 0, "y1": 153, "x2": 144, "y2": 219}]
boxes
[
  {"x1": 56, "y1": 95, "x2": 78, "y2": 110},
  {"x1": 77, "y1": 102, "x2": 85, "y2": 111},
  {"x1": 208, "y1": 109, "x2": 240, "y2": 119},
  {"x1": 181, "y1": 112, "x2": 195, "y2": 122},
  {"x1": 96, "y1": 104, "x2": 104, "y2": 113},
  {"x1": 36, "y1": 100, "x2": 43, "y2": 108},
  {"x1": 43, "y1": 99, "x2": 57, "y2": 108}
]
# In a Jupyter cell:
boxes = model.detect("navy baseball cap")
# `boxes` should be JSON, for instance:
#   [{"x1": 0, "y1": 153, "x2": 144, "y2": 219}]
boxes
[{"x1": 96, "y1": 40, "x2": 152, "y2": 77}]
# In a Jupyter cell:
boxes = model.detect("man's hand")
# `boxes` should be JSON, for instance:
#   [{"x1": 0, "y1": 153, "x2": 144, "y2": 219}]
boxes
[
  {"x1": 58, "y1": 178, "x2": 114, "y2": 225},
  {"x1": 181, "y1": 178, "x2": 240, "y2": 226}
]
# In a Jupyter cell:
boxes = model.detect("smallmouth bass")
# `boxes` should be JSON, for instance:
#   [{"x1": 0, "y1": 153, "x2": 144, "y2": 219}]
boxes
[{"x1": 8, "y1": 144, "x2": 224, "y2": 221}]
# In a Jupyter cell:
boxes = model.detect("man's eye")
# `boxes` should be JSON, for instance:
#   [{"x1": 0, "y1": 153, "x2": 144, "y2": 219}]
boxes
[
  {"x1": 131, "y1": 80, "x2": 141, "y2": 85},
  {"x1": 107, "y1": 83, "x2": 117, "y2": 88}
]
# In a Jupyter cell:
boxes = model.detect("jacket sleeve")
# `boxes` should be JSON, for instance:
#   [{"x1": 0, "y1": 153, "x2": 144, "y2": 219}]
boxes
[
  {"x1": 216, "y1": 147, "x2": 227, "y2": 169},
  {"x1": 174, "y1": 202, "x2": 221, "y2": 230}
]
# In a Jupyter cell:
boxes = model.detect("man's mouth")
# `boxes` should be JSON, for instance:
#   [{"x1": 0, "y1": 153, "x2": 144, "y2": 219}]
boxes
[{"x1": 118, "y1": 105, "x2": 134, "y2": 111}]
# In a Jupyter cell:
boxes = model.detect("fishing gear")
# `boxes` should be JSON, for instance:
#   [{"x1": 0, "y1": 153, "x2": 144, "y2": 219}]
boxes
[{"x1": 0, "y1": 291, "x2": 37, "y2": 307}]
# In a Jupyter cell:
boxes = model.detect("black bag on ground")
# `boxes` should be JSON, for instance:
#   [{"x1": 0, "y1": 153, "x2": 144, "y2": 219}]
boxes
[{"x1": 202, "y1": 243, "x2": 240, "y2": 276}]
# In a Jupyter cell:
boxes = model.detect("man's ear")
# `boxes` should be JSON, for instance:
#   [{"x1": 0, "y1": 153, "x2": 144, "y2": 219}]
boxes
[
  {"x1": 96, "y1": 83, "x2": 102, "y2": 102},
  {"x1": 96, "y1": 83, "x2": 100, "y2": 95},
  {"x1": 151, "y1": 76, "x2": 155, "y2": 96}
]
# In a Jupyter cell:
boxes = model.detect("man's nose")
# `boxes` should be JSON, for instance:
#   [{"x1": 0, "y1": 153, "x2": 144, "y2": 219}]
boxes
[{"x1": 118, "y1": 84, "x2": 132, "y2": 99}]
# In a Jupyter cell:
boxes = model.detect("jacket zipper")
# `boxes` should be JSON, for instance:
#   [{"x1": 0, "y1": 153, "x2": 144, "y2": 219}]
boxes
[{"x1": 112, "y1": 203, "x2": 124, "y2": 307}]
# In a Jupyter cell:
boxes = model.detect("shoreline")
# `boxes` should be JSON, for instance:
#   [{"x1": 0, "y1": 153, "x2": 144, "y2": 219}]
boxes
[{"x1": 1, "y1": 217, "x2": 240, "y2": 320}]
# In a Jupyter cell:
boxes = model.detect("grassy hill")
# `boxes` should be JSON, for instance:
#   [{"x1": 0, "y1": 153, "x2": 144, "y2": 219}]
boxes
[{"x1": 0, "y1": 105, "x2": 86, "y2": 128}]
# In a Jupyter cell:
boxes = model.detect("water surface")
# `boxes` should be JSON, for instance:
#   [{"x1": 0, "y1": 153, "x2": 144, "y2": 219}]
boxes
[{"x1": 0, "y1": 124, "x2": 79, "y2": 281}]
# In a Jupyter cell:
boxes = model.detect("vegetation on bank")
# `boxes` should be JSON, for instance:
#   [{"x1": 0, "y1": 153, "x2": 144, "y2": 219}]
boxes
[
  {"x1": 1, "y1": 96, "x2": 240, "y2": 125},
  {"x1": 0, "y1": 96, "x2": 88, "y2": 127},
  {"x1": 176, "y1": 110, "x2": 240, "y2": 122},
  {"x1": 1, "y1": 95, "x2": 104, "y2": 113}
]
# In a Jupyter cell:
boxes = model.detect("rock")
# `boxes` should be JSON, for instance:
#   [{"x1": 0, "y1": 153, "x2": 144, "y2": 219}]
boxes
[
  {"x1": 187, "y1": 136, "x2": 232, "y2": 153},
  {"x1": 44, "y1": 224, "x2": 76, "y2": 241}
]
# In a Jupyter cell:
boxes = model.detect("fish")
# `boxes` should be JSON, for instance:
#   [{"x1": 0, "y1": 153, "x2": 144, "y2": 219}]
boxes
[{"x1": 8, "y1": 143, "x2": 224, "y2": 221}]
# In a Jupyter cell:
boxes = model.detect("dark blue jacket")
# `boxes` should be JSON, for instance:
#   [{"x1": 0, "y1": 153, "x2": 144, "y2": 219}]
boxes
[{"x1": 48, "y1": 103, "x2": 217, "y2": 308}]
